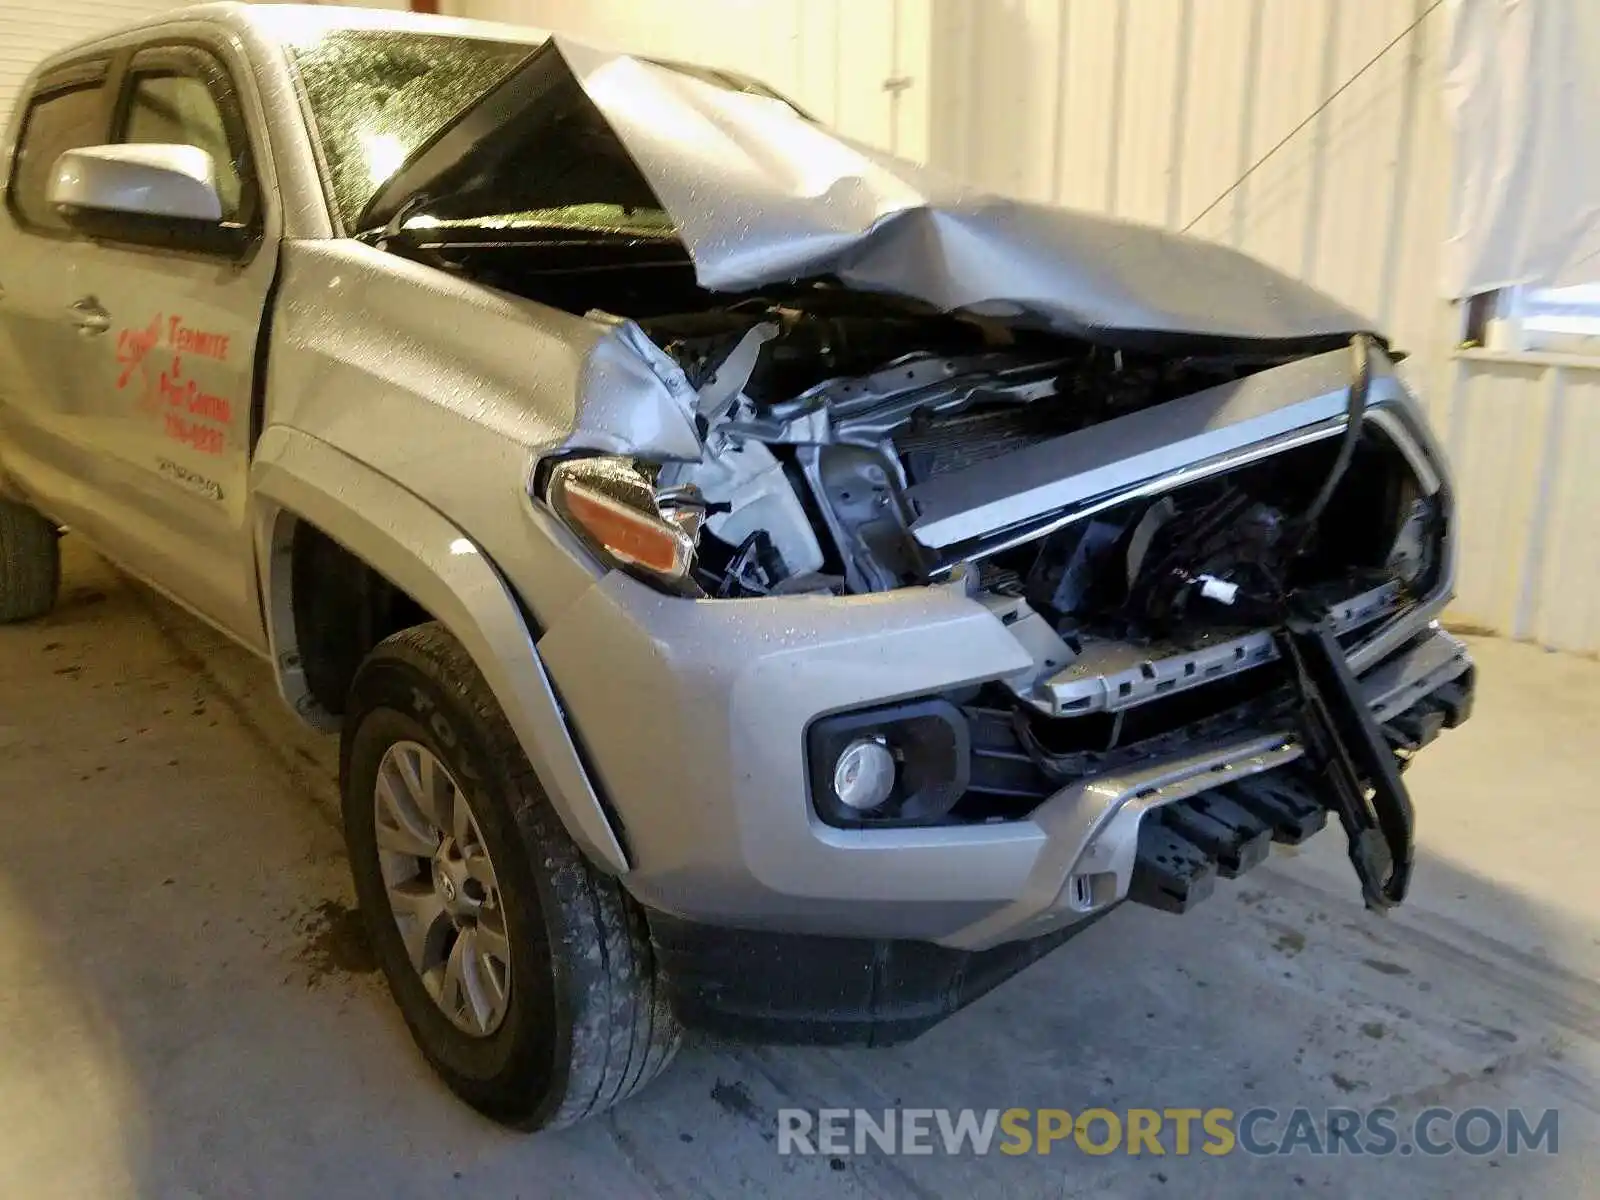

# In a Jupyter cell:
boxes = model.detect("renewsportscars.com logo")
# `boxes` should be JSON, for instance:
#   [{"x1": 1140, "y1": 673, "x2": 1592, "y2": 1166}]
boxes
[{"x1": 777, "y1": 1106, "x2": 1561, "y2": 1158}]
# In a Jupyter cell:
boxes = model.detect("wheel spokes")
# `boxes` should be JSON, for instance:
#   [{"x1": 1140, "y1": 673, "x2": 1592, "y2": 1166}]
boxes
[
  {"x1": 461, "y1": 844, "x2": 498, "y2": 892},
  {"x1": 451, "y1": 788, "x2": 475, "y2": 848},
  {"x1": 392, "y1": 744, "x2": 448, "y2": 834},
  {"x1": 468, "y1": 927, "x2": 510, "y2": 1026},
  {"x1": 422, "y1": 750, "x2": 457, "y2": 833},
  {"x1": 374, "y1": 769, "x2": 440, "y2": 859},
  {"x1": 473, "y1": 912, "x2": 511, "y2": 967},
  {"x1": 373, "y1": 740, "x2": 512, "y2": 1037},
  {"x1": 387, "y1": 879, "x2": 448, "y2": 973},
  {"x1": 443, "y1": 928, "x2": 507, "y2": 1034}
]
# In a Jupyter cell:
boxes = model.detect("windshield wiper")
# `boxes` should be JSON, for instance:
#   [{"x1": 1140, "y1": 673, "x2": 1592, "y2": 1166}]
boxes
[{"x1": 358, "y1": 193, "x2": 433, "y2": 248}]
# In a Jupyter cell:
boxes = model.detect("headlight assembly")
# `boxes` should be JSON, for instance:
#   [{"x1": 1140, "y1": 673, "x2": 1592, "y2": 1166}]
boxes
[{"x1": 543, "y1": 456, "x2": 704, "y2": 595}]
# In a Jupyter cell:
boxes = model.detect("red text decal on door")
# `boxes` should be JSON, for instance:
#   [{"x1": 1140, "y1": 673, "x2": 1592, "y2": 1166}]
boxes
[{"x1": 115, "y1": 313, "x2": 234, "y2": 455}]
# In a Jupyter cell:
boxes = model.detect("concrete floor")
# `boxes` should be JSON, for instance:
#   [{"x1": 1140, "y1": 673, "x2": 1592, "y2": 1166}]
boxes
[{"x1": 1, "y1": 539, "x2": 1596, "y2": 1198}]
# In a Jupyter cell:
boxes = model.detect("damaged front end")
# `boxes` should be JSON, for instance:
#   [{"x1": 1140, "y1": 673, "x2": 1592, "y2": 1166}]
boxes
[
  {"x1": 358, "y1": 32, "x2": 1469, "y2": 926},
  {"x1": 531, "y1": 303, "x2": 1463, "y2": 922}
]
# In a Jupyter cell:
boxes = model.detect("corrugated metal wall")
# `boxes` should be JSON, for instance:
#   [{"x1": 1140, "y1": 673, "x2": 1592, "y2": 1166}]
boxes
[
  {"x1": 1443, "y1": 353, "x2": 1600, "y2": 651},
  {"x1": 925, "y1": 0, "x2": 1450, "y2": 377},
  {"x1": 446, "y1": 0, "x2": 923, "y2": 153},
  {"x1": 447, "y1": 0, "x2": 1600, "y2": 653},
  {"x1": 0, "y1": 0, "x2": 179, "y2": 126}
]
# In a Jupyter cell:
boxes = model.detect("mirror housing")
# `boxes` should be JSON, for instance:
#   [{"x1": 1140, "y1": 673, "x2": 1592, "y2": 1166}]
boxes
[{"x1": 49, "y1": 144, "x2": 248, "y2": 256}]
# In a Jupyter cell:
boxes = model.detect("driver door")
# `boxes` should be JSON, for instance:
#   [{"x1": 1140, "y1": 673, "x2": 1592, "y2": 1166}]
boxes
[{"x1": 63, "y1": 39, "x2": 277, "y2": 648}]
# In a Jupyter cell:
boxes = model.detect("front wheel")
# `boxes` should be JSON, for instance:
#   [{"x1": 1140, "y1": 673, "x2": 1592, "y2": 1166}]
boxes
[{"x1": 340, "y1": 623, "x2": 679, "y2": 1129}]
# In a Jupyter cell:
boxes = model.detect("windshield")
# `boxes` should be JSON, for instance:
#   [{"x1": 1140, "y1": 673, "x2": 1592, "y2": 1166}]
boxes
[
  {"x1": 287, "y1": 30, "x2": 534, "y2": 230},
  {"x1": 288, "y1": 29, "x2": 812, "y2": 237}
]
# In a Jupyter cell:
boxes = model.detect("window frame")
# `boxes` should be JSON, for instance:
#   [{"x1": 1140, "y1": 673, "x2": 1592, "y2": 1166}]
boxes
[
  {"x1": 118, "y1": 66, "x2": 246, "y2": 226},
  {"x1": 104, "y1": 40, "x2": 266, "y2": 258},
  {"x1": 4, "y1": 56, "x2": 116, "y2": 240},
  {"x1": 6, "y1": 37, "x2": 268, "y2": 260}
]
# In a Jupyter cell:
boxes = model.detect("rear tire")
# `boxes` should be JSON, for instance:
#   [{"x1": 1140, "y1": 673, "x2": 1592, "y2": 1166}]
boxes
[
  {"x1": 340, "y1": 622, "x2": 680, "y2": 1129},
  {"x1": 0, "y1": 499, "x2": 59, "y2": 623}
]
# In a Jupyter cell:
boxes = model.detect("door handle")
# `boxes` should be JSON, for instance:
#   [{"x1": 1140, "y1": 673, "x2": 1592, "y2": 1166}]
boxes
[{"x1": 68, "y1": 296, "x2": 111, "y2": 336}]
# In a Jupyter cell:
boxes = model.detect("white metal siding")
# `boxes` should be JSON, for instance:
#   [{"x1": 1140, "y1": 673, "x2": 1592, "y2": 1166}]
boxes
[
  {"x1": 438, "y1": 0, "x2": 1600, "y2": 652},
  {"x1": 0, "y1": 0, "x2": 178, "y2": 129},
  {"x1": 443, "y1": 0, "x2": 913, "y2": 151},
  {"x1": 923, "y1": 0, "x2": 1455, "y2": 381},
  {"x1": 1442, "y1": 354, "x2": 1600, "y2": 652}
]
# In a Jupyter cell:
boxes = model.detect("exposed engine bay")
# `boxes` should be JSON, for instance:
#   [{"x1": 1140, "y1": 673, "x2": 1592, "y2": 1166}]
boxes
[
  {"x1": 391, "y1": 232, "x2": 1433, "y2": 646},
  {"x1": 391, "y1": 227, "x2": 1448, "y2": 918},
  {"x1": 622, "y1": 294, "x2": 1439, "y2": 643},
  {"x1": 635, "y1": 294, "x2": 1297, "y2": 592}
]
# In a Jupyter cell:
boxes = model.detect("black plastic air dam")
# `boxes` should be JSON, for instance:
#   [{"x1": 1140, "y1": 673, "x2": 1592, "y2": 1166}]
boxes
[
  {"x1": 1127, "y1": 773, "x2": 1329, "y2": 914},
  {"x1": 1126, "y1": 665, "x2": 1473, "y2": 917},
  {"x1": 647, "y1": 909, "x2": 1112, "y2": 1046}
]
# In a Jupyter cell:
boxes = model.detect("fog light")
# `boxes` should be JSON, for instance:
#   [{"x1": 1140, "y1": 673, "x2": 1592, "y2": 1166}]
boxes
[
  {"x1": 832, "y1": 738, "x2": 896, "y2": 811},
  {"x1": 807, "y1": 698, "x2": 970, "y2": 827}
]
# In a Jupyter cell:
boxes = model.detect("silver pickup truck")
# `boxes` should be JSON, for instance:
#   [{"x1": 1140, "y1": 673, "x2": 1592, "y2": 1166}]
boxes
[{"x1": 0, "y1": 3, "x2": 1473, "y2": 1129}]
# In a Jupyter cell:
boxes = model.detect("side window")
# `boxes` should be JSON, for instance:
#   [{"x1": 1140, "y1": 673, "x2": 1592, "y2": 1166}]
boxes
[
  {"x1": 114, "y1": 47, "x2": 260, "y2": 233},
  {"x1": 122, "y1": 72, "x2": 243, "y2": 221},
  {"x1": 9, "y1": 81, "x2": 106, "y2": 233}
]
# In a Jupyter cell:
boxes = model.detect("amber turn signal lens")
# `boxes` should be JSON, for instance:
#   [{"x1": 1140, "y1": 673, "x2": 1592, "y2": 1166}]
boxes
[
  {"x1": 560, "y1": 480, "x2": 693, "y2": 576},
  {"x1": 543, "y1": 457, "x2": 698, "y2": 591}
]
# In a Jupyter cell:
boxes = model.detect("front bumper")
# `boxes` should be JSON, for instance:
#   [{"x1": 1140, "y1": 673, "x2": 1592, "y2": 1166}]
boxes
[{"x1": 536, "y1": 569, "x2": 1473, "y2": 951}]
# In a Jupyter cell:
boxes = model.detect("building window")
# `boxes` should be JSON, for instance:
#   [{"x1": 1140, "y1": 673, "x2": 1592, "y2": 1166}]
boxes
[
  {"x1": 1464, "y1": 282, "x2": 1600, "y2": 357},
  {"x1": 1513, "y1": 283, "x2": 1600, "y2": 353}
]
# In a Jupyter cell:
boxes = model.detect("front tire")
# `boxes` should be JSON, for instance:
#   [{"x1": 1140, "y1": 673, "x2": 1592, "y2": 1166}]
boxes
[
  {"x1": 0, "y1": 498, "x2": 59, "y2": 623},
  {"x1": 341, "y1": 623, "x2": 679, "y2": 1129}
]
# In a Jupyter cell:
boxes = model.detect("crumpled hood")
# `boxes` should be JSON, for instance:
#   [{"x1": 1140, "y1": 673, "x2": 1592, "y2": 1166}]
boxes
[{"x1": 371, "y1": 36, "x2": 1378, "y2": 349}]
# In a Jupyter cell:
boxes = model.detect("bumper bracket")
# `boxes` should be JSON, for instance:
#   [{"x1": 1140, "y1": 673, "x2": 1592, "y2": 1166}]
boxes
[{"x1": 1276, "y1": 608, "x2": 1414, "y2": 909}]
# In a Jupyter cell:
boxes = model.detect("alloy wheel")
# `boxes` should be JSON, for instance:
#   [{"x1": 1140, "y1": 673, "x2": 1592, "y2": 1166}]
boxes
[{"x1": 372, "y1": 740, "x2": 512, "y2": 1036}]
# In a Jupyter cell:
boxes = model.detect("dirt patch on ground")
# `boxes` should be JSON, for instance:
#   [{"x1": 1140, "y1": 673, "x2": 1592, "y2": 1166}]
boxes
[
  {"x1": 1270, "y1": 923, "x2": 1307, "y2": 955},
  {"x1": 295, "y1": 900, "x2": 379, "y2": 984},
  {"x1": 709, "y1": 1079, "x2": 763, "y2": 1124},
  {"x1": 1361, "y1": 957, "x2": 1412, "y2": 977}
]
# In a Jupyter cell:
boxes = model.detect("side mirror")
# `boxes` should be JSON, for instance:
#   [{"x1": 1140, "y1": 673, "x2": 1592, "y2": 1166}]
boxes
[{"x1": 49, "y1": 144, "x2": 247, "y2": 256}]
